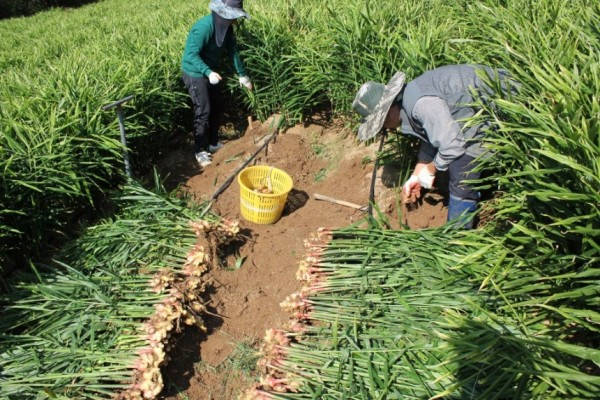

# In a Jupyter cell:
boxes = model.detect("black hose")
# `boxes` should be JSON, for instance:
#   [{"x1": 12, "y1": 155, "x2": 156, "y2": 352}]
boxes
[{"x1": 367, "y1": 130, "x2": 387, "y2": 217}]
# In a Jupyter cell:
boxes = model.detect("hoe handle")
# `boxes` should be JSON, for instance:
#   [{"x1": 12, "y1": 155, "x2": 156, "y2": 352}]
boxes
[{"x1": 313, "y1": 193, "x2": 366, "y2": 210}]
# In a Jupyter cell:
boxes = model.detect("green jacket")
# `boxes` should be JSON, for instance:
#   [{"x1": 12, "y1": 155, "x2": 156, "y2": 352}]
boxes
[{"x1": 181, "y1": 14, "x2": 246, "y2": 78}]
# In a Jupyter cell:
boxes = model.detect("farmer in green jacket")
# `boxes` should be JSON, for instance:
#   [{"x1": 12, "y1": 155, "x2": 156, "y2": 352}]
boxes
[
  {"x1": 353, "y1": 64, "x2": 516, "y2": 228},
  {"x1": 181, "y1": 0, "x2": 252, "y2": 168}
]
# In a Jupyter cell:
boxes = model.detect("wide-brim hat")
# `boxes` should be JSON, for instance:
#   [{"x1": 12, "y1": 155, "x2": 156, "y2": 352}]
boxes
[
  {"x1": 352, "y1": 72, "x2": 405, "y2": 141},
  {"x1": 209, "y1": 0, "x2": 250, "y2": 20}
]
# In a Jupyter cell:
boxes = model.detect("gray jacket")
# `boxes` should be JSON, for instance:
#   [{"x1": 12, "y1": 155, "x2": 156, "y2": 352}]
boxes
[{"x1": 399, "y1": 64, "x2": 514, "y2": 170}]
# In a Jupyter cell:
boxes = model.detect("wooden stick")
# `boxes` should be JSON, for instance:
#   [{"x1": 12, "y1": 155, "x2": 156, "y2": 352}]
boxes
[
  {"x1": 313, "y1": 193, "x2": 366, "y2": 211},
  {"x1": 210, "y1": 129, "x2": 278, "y2": 201}
]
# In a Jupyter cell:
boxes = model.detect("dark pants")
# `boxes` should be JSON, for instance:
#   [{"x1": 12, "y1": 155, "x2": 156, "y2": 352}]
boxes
[
  {"x1": 182, "y1": 72, "x2": 223, "y2": 153},
  {"x1": 448, "y1": 154, "x2": 480, "y2": 200},
  {"x1": 447, "y1": 154, "x2": 480, "y2": 228}
]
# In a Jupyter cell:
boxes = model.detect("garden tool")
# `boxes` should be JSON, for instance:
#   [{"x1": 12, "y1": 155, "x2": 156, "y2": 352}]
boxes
[
  {"x1": 209, "y1": 128, "x2": 278, "y2": 201},
  {"x1": 102, "y1": 95, "x2": 134, "y2": 179},
  {"x1": 313, "y1": 193, "x2": 368, "y2": 212}
]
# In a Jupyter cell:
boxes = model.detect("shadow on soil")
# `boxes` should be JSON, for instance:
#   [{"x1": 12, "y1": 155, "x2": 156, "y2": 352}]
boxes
[
  {"x1": 161, "y1": 284, "x2": 224, "y2": 396},
  {"x1": 283, "y1": 188, "x2": 309, "y2": 215}
]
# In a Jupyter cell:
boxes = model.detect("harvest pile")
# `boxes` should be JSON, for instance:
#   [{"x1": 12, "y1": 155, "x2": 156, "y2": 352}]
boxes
[
  {"x1": 246, "y1": 226, "x2": 600, "y2": 398},
  {"x1": 0, "y1": 183, "x2": 242, "y2": 399},
  {"x1": 253, "y1": 183, "x2": 274, "y2": 195},
  {"x1": 117, "y1": 219, "x2": 240, "y2": 399}
]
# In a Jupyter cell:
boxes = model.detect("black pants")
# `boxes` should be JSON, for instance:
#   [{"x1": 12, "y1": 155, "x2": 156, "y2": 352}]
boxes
[{"x1": 182, "y1": 72, "x2": 223, "y2": 153}]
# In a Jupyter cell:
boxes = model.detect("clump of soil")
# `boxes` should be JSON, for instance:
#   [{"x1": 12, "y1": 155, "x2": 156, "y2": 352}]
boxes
[{"x1": 155, "y1": 114, "x2": 447, "y2": 399}]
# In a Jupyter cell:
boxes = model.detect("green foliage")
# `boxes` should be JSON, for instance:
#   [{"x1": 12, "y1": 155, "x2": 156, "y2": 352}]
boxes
[
  {"x1": 236, "y1": 0, "x2": 461, "y2": 123},
  {"x1": 0, "y1": 0, "x2": 195, "y2": 261},
  {"x1": 0, "y1": 181, "x2": 215, "y2": 399},
  {"x1": 264, "y1": 228, "x2": 600, "y2": 399},
  {"x1": 462, "y1": 0, "x2": 600, "y2": 260}
]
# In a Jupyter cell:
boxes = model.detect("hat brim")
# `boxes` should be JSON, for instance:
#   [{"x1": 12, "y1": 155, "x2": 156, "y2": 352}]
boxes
[
  {"x1": 357, "y1": 72, "x2": 405, "y2": 141},
  {"x1": 209, "y1": 0, "x2": 250, "y2": 20}
]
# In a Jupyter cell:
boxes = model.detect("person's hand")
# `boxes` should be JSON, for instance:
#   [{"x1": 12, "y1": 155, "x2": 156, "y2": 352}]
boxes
[
  {"x1": 208, "y1": 72, "x2": 222, "y2": 85},
  {"x1": 402, "y1": 175, "x2": 421, "y2": 203},
  {"x1": 239, "y1": 76, "x2": 253, "y2": 90},
  {"x1": 416, "y1": 166, "x2": 435, "y2": 189}
]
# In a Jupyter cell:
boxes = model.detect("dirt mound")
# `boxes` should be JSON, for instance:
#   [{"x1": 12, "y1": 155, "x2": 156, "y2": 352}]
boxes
[{"x1": 156, "y1": 115, "x2": 446, "y2": 399}]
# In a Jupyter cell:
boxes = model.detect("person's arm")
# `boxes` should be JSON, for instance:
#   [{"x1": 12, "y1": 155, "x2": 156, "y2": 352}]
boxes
[
  {"x1": 402, "y1": 132, "x2": 438, "y2": 200},
  {"x1": 413, "y1": 96, "x2": 466, "y2": 171},
  {"x1": 185, "y1": 24, "x2": 213, "y2": 77},
  {"x1": 408, "y1": 160, "x2": 436, "y2": 193},
  {"x1": 224, "y1": 32, "x2": 252, "y2": 89},
  {"x1": 225, "y1": 33, "x2": 247, "y2": 77},
  {"x1": 403, "y1": 134, "x2": 437, "y2": 193}
]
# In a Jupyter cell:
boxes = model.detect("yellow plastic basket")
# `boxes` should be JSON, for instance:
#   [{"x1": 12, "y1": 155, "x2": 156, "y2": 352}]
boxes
[{"x1": 238, "y1": 165, "x2": 293, "y2": 224}]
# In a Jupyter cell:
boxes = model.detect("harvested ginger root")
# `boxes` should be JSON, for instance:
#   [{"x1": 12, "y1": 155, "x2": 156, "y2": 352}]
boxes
[{"x1": 254, "y1": 184, "x2": 274, "y2": 194}]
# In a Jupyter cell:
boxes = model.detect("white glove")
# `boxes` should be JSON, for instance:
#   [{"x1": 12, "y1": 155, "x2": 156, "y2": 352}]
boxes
[
  {"x1": 416, "y1": 167, "x2": 435, "y2": 189},
  {"x1": 239, "y1": 76, "x2": 253, "y2": 90},
  {"x1": 208, "y1": 72, "x2": 222, "y2": 85},
  {"x1": 402, "y1": 175, "x2": 420, "y2": 197}
]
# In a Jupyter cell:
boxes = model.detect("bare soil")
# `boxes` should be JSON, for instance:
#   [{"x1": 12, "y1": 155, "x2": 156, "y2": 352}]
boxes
[{"x1": 155, "y1": 114, "x2": 447, "y2": 400}]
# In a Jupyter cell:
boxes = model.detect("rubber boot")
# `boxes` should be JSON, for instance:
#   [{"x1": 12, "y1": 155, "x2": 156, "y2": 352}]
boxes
[{"x1": 447, "y1": 195, "x2": 477, "y2": 229}]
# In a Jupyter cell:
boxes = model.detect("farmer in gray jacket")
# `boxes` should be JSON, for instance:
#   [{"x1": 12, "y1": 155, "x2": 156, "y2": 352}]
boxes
[{"x1": 352, "y1": 64, "x2": 515, "y2": 228}]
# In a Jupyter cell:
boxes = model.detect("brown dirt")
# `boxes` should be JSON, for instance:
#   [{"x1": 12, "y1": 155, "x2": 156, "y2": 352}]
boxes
[{"x1": 155, "y1": 114, "x2": 447, "y2": 400}]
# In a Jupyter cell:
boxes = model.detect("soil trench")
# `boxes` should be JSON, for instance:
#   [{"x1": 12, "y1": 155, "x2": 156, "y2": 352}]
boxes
[{"x1": 157, "y1": 116, "x2": 447, "y2": 399}]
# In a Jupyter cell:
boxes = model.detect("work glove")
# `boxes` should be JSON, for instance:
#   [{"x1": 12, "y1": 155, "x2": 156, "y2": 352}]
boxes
[
  {"x1": 239, "y1": 76, "x2": 253, "y2": 90},
  {"x1": 416, "y1": 167, "x2": 435, "y2": 189},
  {"x1": 208, "y1": 71, "x2": 222, "y2": 85},
  {"x1": 402, "y1": 175, "x2": 421, "y2": 200}
]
